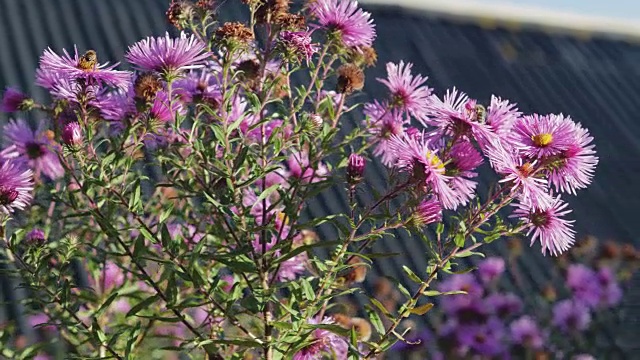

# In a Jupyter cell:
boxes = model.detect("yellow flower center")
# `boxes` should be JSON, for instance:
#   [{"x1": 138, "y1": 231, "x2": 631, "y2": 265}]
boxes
[
  {"x1": 425, "y1": 150, "x2": 445, "y2": 172},
  {"x1": 532, "y1": 133, "x2": 553, "y2": 147}
]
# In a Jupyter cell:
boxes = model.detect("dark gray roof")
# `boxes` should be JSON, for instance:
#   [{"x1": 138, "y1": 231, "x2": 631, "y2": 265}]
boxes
[{"x1": 1, "y1": 0, "x2": 639, "y2": 357}]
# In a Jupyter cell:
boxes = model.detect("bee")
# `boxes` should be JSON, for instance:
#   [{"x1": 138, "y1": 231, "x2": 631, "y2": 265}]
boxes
[
  {"x1": 475, "y1": 104, "x2": 486, "y2": 124},
  {"x1": 77, "y1": 50, "x2": 97, "y2": 71}
]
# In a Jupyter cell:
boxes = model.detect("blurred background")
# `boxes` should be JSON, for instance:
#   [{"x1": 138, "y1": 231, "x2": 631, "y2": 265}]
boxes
[{"x1": 1, "y1": 0, "x2": 639, "y2": 358}]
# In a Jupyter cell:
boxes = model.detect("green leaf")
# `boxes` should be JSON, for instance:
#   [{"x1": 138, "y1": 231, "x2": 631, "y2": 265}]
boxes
[
  {"x1": 402, "y1": 265, "x2": 422, "y2": 283},
  {"x1": 409, "y1": 303, "x2": 434, "y2": 315},
  {"x1": 366, "y1": 306, "x2": 385, "y2": 335},
  {"x1": 94, "y1": 292, "x2": 119, "y2": 317},
  {"x1": 454, "y1": 250, "x2": 485, "y2": 258},
  {"x1": 454, "y1": 233, "x2": 466, "y2": 247},
  {"x1": 300, "y1": 278, "x2": 315, "y2": 301},
  {"x1": 369, "y1": 298, "x2": 392, "y2": 318},
  {"x1": 126, "y1": 295, "x2": 159, "y2": 317}
]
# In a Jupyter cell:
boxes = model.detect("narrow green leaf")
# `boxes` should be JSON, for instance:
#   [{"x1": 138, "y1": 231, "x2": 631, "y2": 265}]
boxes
[
  {"x1": 402, "y1": 265, "x2": 422, "y2": 283},
  {"x1": 409, "y1": 303, "x2": 434, "y2": 315},
  {"x1": 126, "y1": 295, "x2": 159, "y2": 317}
]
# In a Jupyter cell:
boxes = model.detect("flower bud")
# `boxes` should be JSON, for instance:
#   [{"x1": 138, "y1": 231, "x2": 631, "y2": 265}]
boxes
[
  {"x1": 62, "y1": 122, "x2": 83, "y2": 147},
  {"x1": 346, "y1": 153, "x2": 365, "y2": 184},
  {"x1": 414, "y1": 198, "x2": 442, "y2": 226}
]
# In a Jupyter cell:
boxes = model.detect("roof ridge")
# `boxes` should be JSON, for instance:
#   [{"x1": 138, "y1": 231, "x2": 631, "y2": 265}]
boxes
[{"x1": 361, "y1": 0, "x2": 640, "y2": 40}]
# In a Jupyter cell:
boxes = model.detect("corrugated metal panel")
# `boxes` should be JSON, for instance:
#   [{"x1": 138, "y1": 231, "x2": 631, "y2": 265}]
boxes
[{"x1": 0, "y1": 0, "x2": 638, "y2": 356}]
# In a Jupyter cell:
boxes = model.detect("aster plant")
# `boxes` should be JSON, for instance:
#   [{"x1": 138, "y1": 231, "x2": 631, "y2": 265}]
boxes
[{"x1": 0, "y1": 0, "x2": 602, "y2": 359}]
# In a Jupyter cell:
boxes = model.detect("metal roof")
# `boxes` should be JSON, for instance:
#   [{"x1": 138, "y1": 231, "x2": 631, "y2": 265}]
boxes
[{"x1": 0, "y1": 0, "x2": 639, "y2": 356}]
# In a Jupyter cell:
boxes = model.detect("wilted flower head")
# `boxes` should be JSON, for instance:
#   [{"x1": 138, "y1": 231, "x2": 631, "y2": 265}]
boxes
[
  {"x1": 414, "y1": 197, "x2": 442, "y2": 226},
  {"x1": 126, "y1": 32, "x2": 211, "y2": 76},
  {"x1": 26, "y1": 228, "x2": 46, "y2": 245},
  {"x1": 1, "y1": 119, "x2": 64, "y2": 180},
  {"x1": 336, "y1": 63, "x2": 364, "y2": 94},
  {"x1": 310, "y1": 0, "x2": 376, "y2": 47},
  {"x1": 0, "y1": 159, "x2": 33, "y2": 214},
  {"x1": 346, "y1": 153, "x2": 365, "y2": 184},
  {"x1": 279, "y1": 30, "x2": 318, "y2": 62}
]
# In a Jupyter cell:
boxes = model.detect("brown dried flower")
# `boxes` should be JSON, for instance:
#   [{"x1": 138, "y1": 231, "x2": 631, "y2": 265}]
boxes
[
  {"x1": 166, "y1": 1, "x2": 194, "y2": 30},
  {"x1": 336, "y1": 64, "x2": 364, "y2": 94},
  {"x1": 134, "y1": 72, "x2": 163, "y2": 102},
  {"x1": 215, "y1": 22, "x2": 254, "y2": 45}
]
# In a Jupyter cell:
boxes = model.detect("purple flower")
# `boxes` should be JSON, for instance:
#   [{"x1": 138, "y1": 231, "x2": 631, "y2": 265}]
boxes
[
  {"x1": 346, "y1": 153, "x2": 366, "y2": 183},
  {"x1": 485, "y1": 141, "x2": 553, "y2": 210},
  {"x1": 287, "y1": 150, "x2": 328, "y2": 183},
  {"x1": 125, "y1": 32, "x2": 211, "y2": 75},
  {"x1": 93, "y1": 261, "x2": 126, "y2": 293},
  {"x1": 597, "y1": 267, "x2": 623, "y2": 307},
  {"x1": 310, "y1": 0, "x2": 376, "y2": 48},
  {"x1": 486, "y1": 95, "x2": 521, "y2": 136},
  {"x1": 26, "y1": 228, "x2": 46, "y2": 244},
  {"x1": 546, "y1": 121, "x2": 598, "y2": 195},
  {"x1": 149, "y1": 91, "x2": 185, "y2": 122},
  {"x1": 174, "y1": 70, "x2": 221, "y2": 105},
  {"x1": 1, "y1": 119, "x2": 64, "y2": 180},
  {"x1": 388, "y1": 133, "x2": 459, "y2": 209},
  {"x1": 447, "y1": 141, "x2": 483, "y2": 206},
  {"x1": 1, "y1": 87, "x2": 28, "y2": 112},
  {"x1": 438, "y1": 274, "x2": 486, "y2": 321},
  {"x1": 423, "y1": 89, "x2": 495, "y2": 147},
  {"x1": 280, "y1": 30, "x2": 318, "y2": 62},
  {"x1": 377, "y1": 61, "x2": 432, "y2": 121},
  {"x1": 512, "y1": 196, "x2": 575, "y2": 256},
  {"x1": 364, "y1": 101, "x2": 406, "y2": 166},
  {"x1": 61, "y1": 122, "x2": 83, "y2": 147},
  {"x1": 0, "y1": 159, "x2": 33, "y2": 214},
  {"x1": 566, "y1": 264, "x2": 601, "y2": 308},
  {"x1": 485, "y1": 293, "x2": 523, "y2": 319},
  {"x1": 511, "y1": 114, "x2": 575, "y2": 159},
  {"x1": 457, "y1": 318, "x2": 506, "y2": 357},
  {"x1": 36, "y1": 46, "x2": 131, "y2": 90},
  {"x1": 510, "y1": 316, "x2": 544, "y2": 350},
  {"x1": 552, "y1": 299, "x2": 591, "y2": 333},
  {"x1": 293, "y1": 317, "x2": 348, "y2": 360},
  {"x1": 94, "y1": 87, "x2": 136, "y2": 121},
  {"x1": 478, "y1": 257, "x2": 505, "y2": 284},
  {"x1": 415, "y1": 197, "x2": 443, "y2": 225}
]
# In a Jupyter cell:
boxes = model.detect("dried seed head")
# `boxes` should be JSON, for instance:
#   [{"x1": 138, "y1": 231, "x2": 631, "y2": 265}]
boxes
[
  {"x1": 348, "y1": 46, "x2": 377, "y2": 68},
  {"x1": 134, "y1": 72, "x2": 163, "y2": 102},
  {"x1": 343, "y1": 256, "x2": 367, "y2": 284},
  {"x1": 275, "y1": 13, "x2": 306, "y2": 31},
  {"x1": 599, "y1": 241, "x2": 621, "y2": 260},
  {"x1": 215, "y1": 22, "x2": 254, "y2": 45},
  {"x1": 336, "y1": 64, "x2": 364, "y2": 94},
  {"x1": 166, "y1": 1, "x2": 194, "y2": 30},
  {"x1": 196, "y1": 0, "x2": 216, "y2": 9},
  {"x1": 256, "y1": 0, "x2": 290, "y2": 23},
  {"x1": 236, "y1": 59, "x2": 261, "y2": 88},
  {"x1": 333, "y1": 314, "x2": 373, "y2": 342}
]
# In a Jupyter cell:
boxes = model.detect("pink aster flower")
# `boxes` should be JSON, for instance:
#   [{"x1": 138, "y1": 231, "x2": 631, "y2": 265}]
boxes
[
  {"x1": 485, "y1": 141, "x2": 553, "y2": 210},
  {"x1": 148, "y1": 91, "x2": 185, "y2": 122},
  {"x1": 293, "y1": 317, "x2": 349, "y2": 360},
  {"x1": 1, "y1": 119, "x2": 64, "y2": 180},
  {"x1": 510, "y1": 316, "x2": 545, "y2": 350},
  {"x1": 415, "y1": 197, "x2": 442, "y2": 225},
  {"x1": 596, "y1": 267, "x2": 623, "y2": 307},
  {"x1": 310, "y1": 0, "x2": 376, "y2": 48},
  {"x1": 61, "y1": 122, "x2": 83, "y2": 147},
  {"x1": 279, "y1": 30, "x2": 318, "y2": 62},
  {"x1": 423, "y1": 89, "x2": 495, "y2": 147},
  {"x1": 486, "y1": 95, "x2": 521, "y2": 136},
  {"x1": 36, "y1": 46, "x2": 131, "y2": 90},
  {"x1": 566, "y1": 264, "x2": 602, "y2": 308},
  {"x1": 545, "y1": 121, "x2": 598, "y2": 195},
  {"x1": 447, "y1": 141, "x2": 483, "y2": 206},
  {"x1": 125, "y1": 32, "x2": 211, "y2": 76},
  {"x1": 364, "y1": 101, "x2": 406, "y2": 166},
  {"x1": 287, "y1": 149, "x2": 328, "y2": 183},
  {"x1": 512, "y1": 196, "x2": 575, "y2": 256},
  {"x1": 0, "y1": 159, "x2": 34, "y2": 214},
  {"x1": 511, "y1": 113, "x2": 575, "y2": 159},
  {"x1": 1, "y1": 87, "x2": 29, "y2": 113},
  {"x1": 388, "y1": 133, "x2": 460, "y2": 210},
  {"x1": 377, "y1": 61, "x2": 432, "y2": 121},
  {"x1": 485, "y1": 293, "x2": 523, "y2": 319},
  {"x1": 456, "y1": 318, "x2": 506, "y2": 357}
]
